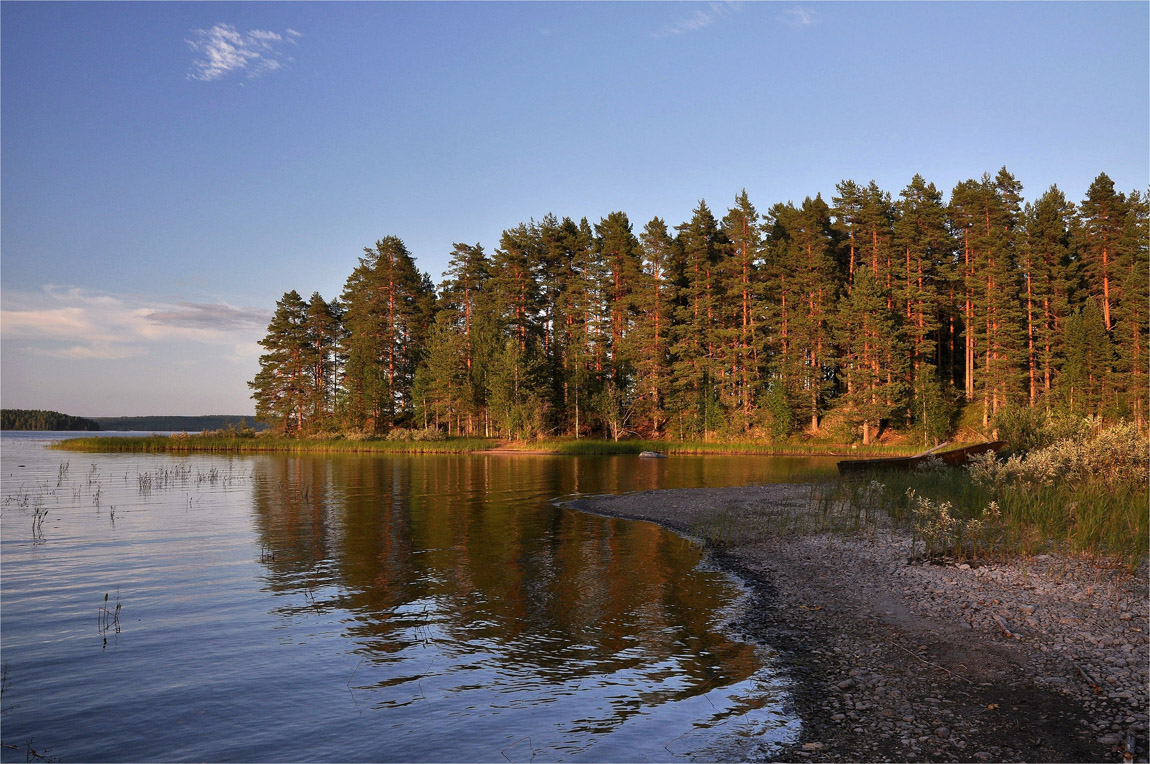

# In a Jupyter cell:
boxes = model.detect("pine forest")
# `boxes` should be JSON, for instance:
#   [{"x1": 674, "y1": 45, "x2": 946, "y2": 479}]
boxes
[{"x1": 249, "y1": 170, "x2": 1149, "y2": 444}]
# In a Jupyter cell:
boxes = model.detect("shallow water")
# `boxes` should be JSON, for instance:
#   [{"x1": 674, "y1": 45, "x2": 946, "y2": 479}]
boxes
[{"x1": 0, "y1": 433, "x2": 836, "y2": 762}]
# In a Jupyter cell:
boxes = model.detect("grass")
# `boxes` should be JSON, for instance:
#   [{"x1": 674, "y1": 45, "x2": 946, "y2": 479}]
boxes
[
  {"x1": 825, "y1": 466, "x2": 1149, "y2": 571},
  {"x1": 52, "y1": 433, "x2": 930, "y2": 456},
  {"x1": 494, "y1": 437, "x2": 927, "y2": 457}
]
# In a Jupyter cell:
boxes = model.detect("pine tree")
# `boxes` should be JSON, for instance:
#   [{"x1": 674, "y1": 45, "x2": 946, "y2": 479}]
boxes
[
  {"x1": 339, "y1": 237, "x2": 433, "y2": 432},
  {"x1": 834, "y1": 269, "x2": 908, "y2": 443},
  {"x1": 1060, "y1": 298, "x2": 1114, "y2": 417},
  {"x1": 594, "y1": 211, "x2": 643, "y2": 380},
  {"x1": 303, "y1": 293, "x2": 343, "y2": 428},
  {"x1": 437, "y1": 242, "x2": 491, "y2": 433},
  {"x1": 893, "y1": 175, "x2": 951, "y2": 426},
  {"x1": 553, "y1": 217, "x2": 601, "y2": 436},
  {"x1": 765, "y1": 196, "x2": 839, "y2": 433},
  {"x1": 249, "y1": 290, "x2": 312, "y2": 434},
  {"x1": 1078, "y1": 173, "x2": 1125, "y2": 333},
  {"x1": 1115, "y1": 189, "x2": 1149, "y2": 426},
  {"x1": 832, "y1": 180, "x2": 866, "y2": 289},
  {"x1": 669, "y1": 201, "x2": 727, "y2": 439},
  {"x1": 720, "y1": 190, "x2": 764, "y2": 432},
  {"x1": 634, "y1": 217, "x2": 678, "y2": 435},
  {"x1": 1021, "y1": 187, "x2": 1077, "y2": 408},
  {"x1": 490, "y1": 222, "x2": 543, "y2": 353}
]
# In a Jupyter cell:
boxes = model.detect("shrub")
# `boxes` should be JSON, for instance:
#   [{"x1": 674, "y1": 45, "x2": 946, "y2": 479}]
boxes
[
  {"x1": 992, "y1": 405, "x2": 1090, "y2": 454},
  {"x1": 385, "y1": 426, "x2": 446, "y2": 442},
  {"x1": 969, "y1": 421, "x2": 1148, "y2": 487}
]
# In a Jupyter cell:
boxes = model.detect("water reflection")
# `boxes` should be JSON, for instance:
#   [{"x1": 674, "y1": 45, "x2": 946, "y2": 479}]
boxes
[
  {"x1": 250, "y1": 453, "x2": 812, "y2": 760},
  {"x1": 1, "y1": 436, "x2": 818, "y2": 762}
]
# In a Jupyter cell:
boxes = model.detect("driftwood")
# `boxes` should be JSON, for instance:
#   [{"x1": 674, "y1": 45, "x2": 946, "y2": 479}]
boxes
[
  {"x1": 993, "y1": 614, "x2": 1021, "y2": 640},
  {"x1": 1071, "y1": 660, "x2": 1104, "y2": 693}
]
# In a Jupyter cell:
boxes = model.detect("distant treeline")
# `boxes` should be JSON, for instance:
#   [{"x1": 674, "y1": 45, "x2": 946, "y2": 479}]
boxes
[
  {"x1": 249, "y1": 170, "x2": 1148, "y2": 444},
  {"x1": 94, "y1": 416, "x2": 266, "y2": 432},
  {"x1": 1, "y1": 409, "x2": 101, "y2": 431}
]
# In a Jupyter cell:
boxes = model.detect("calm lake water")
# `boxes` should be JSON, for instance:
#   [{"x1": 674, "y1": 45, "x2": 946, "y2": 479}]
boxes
[{"x1": 0, "y1": 433, "x2": 837, "y2": 762}]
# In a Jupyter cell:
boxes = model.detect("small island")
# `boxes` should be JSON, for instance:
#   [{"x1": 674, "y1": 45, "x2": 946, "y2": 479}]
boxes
[{"x1": 1, "y1": 409, "x2": 101, "y2": 431}]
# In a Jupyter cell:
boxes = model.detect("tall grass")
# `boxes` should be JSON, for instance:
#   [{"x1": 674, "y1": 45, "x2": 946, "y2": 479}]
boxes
[{"x1": 826, "y1": 425, "x2": 1150, "y2": 570}]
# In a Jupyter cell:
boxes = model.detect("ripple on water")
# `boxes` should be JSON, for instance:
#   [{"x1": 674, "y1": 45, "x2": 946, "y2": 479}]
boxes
[{"x1": 1, "y1": 435, "x2": 811, "y2": 761}]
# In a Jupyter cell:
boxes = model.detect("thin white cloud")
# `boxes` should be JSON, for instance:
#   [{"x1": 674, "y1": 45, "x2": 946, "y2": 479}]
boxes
[
  {"x1": 653, "y1": 2, "x2": 741, "y2": 38},
  {"x1": 144, "y1": 302, "x2": 270, "y2": 331},
  {"x1": 0, "y1": 286, "x2": 270, "y2": 361},
  {"x1": 780, "y1": 6, "x2": 820, "y2": 29},
  {"x1": 186, "y1": 23, "x2": 299, "y2": 82}
]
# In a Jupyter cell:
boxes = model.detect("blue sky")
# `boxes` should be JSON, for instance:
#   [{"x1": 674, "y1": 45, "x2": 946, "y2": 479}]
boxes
[{"x1": 2, "y1": 1, "x2": 1147, "y2": 417}]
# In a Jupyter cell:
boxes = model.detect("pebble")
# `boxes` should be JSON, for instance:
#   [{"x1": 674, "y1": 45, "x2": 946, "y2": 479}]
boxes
[{"x1": 582, "y1": 485, "x2": 1150, "y2": 762}]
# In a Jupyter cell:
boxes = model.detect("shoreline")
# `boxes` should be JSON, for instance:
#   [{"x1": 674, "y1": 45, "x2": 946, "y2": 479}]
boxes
[
  {"x1": 48, "y1": 433, "x2": 923, "y2": 458},
  {"x1": 569, "y1": 483, "x2": 1149, "y2": 762}
]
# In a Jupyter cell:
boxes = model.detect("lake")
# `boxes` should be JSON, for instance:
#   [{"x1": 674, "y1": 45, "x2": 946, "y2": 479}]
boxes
[{"x1": 0, "y1": 433, "x2": 837, "y2": 762}]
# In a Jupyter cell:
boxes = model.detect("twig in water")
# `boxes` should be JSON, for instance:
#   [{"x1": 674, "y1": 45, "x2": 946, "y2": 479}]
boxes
[
  {"x1": 501, "y1": 736, "x2": 535, "y2": 763},
  {"x1": 346, "y1": 657, "x2": 364, "y2": 712}
]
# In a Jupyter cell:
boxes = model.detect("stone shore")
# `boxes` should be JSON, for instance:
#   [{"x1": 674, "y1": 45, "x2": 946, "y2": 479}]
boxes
[{"x1": 571, "y1": 483, "x2": 1149, "y2": 763}]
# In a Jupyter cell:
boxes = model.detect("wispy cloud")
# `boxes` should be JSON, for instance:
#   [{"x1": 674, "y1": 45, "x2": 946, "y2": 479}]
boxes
[
  {"x1": 186, "y1": 24, "x2": 300, "y2": 82},
  {"x1": 653, "y1": 2, "x2": 740, "y2": 38},
  {"x1": 779, "y1": 6, "x2": 820, "y2": 29},
  {"x1": 0, "y1": 286, "x2": 270, "y2": 361},
  {"x1": 145, "y1": 302, "x2": 271, "y2": 332}
]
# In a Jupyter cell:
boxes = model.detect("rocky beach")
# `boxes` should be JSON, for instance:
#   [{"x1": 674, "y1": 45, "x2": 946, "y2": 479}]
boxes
[{"x1": 571, "y1": 483, "x2": 1149, "y2": 762}]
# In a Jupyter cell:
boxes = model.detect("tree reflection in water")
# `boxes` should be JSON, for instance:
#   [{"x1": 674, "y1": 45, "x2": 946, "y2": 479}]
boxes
[{"x1": 251, "y1": 453, "x2": 811, "y2": 761}]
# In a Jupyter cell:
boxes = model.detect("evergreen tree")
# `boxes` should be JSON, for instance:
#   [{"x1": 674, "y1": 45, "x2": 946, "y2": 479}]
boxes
[
  {"x1": 834, "y1": 269, "x2": 908, "y2": 443},
  {"x1": 303, "y1": 293, "x2": 344, "y2": 428},
  {"x1": 437, "y1": 242, "x2": 491, "y2": 433},
  {"x1": 765, "y1": 196, "x2": 838, "y2": 433},
  {"x1": 249, "y1": 290, "x2": 312, "y2": 434},
  {"x1": 634, "y1": 217, "x2": 678, "y2": 435},
  {"x1": 1060, "y1": 298, "x2": 1115, "y2": 417},
  {"x1": 1115, "y1": 189, "x2": 1149, "y2": 426},
  {"x1": 1078, "y1": 173, "x2": 1125, "y2": 332},
  {"x1": 893, "y1": 175, "x2": 952, "y2": 426},
  {"x1": 490, "y1": 222, "x2": 542, "y2": 352},
  {"x1": 339, "y1": 237, "x2": 433, "y2": 432},
  {"x1": 1021, "y1": 187, "x2": 1077, "y2": 408},
  {"x1": 720, "y1": 190, "x2": 764, "y2": 432},
  {"x1": 832, "y1": 179, "x2": 866, "y2": 289},
  {"x1": 669, "y1": 201, "x2": 727, "y2": 439},
  {"x1": 594, "y1": 211, "x2": 643, "y2": 380}
]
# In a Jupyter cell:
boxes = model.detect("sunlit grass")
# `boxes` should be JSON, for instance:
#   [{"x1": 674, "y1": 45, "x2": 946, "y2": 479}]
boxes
[
  {"x1": 55, "y1": 434, "x2": 927, "y2": 457},
  {"x1": 825, "y1": 465, "x2": 1149, "y2": 570},
  {"x1": 529, "y1": 438, "x2": 925, "y2": 456}
]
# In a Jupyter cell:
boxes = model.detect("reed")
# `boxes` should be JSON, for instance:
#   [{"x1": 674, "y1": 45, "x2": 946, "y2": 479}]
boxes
[{"x1": 97, "y1": 590, "x2": 121, "y2": 637}]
